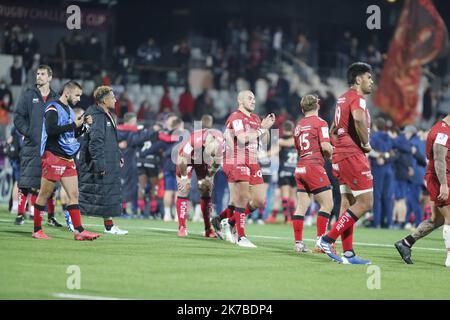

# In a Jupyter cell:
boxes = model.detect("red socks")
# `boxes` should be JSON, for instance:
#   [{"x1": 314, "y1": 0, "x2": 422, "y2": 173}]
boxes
[
  {"x1": 292, "y1": 215, "x2": 304, "y2": 241},
  {"x1": 200, "y1": 197, "x2": 212, "y2": 231},
  {"x1": 325, "y1": 210, "x2": 358, "y2": 242},
  {"x1": 33, "y1": 203, "x2": 45, "y2": 232},
  {"x1": 18, "y1": 188, "x2": 28, "y2": 217},
  {"x1": 219, "y1": 205, "x2": 235, "y2": 220},
  {"x1": 176, "y1": 197, "x2": 189, "y2": 228},
  {"x1": 233, "y1": 208, "x2": 246, "y2": 238},
  {"x1": 67, "y1": 204, "x2": 82, "y2": 230},
  {"x1": 244, "y1": 202, "x2": 256, "y2": 217},
  {"x1": 342, "y1": 225, "x2": 354, "y2": 252},
  {"x1": 316, "y1": 211, "x2": 331, "y2": 237}
]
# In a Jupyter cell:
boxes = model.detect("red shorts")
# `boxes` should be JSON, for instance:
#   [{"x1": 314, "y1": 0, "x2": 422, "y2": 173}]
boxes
[
  {"x1": 294, "y1": 164, "x2": 331, "y2": 194},
  {"x1": 332, "y1": 154, "x2": 373, "y2": 192},
  {"x1": 222, "y1": 163, "x2": 235, "y2": 183},
  {"x1": 227, "y1": 163, "x2": 264, "y2": 185},
  {"x1": 176, "y1": 164, "x2": 208, "y2": 180},
  {"x1": 425, "y1": 173, "x2": 450, "y2": 207},
  {"x1": 41, "y1": 151, "x2": 77, "y2": 182}
]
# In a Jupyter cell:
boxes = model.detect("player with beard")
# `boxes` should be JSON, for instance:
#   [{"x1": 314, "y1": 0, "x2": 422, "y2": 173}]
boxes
[{"x1": 32, "y1": 81, "x2": 100, "y2": 240}]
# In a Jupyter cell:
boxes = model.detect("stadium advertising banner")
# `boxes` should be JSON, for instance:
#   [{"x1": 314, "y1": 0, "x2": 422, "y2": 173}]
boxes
[
  {"x1": 0, "y1": 3, "x2": 109, "y2": 30},
  {"x1": 374, "y1": 0, "x2": 449, "y2": 127}
]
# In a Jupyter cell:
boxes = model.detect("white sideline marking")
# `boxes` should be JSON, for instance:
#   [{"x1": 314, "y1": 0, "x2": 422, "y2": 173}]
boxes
[
  {"x1": 52, "y1": 293, "x2": 132, "y2": 300},
  {"x1": 1, "y1": 219, "x2": 444, "y2": 252}
]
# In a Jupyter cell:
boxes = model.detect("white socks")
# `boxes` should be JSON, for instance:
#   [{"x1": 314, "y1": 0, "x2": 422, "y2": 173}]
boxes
[{"x1": 443, "y1": 225, "x2": 450, "y2": 267}]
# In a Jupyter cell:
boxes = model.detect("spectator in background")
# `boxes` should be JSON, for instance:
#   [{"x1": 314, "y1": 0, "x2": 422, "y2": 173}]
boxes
[
  {"x1": 0, "y1": 79, "x2": 13, "y2": 112},
  {"x1": 173, "y1": 39, "x2": 190, "y2": 82},
  {"x1": 84, "y1": 34, "x2": 103, "y2": 76},
  {"x1": 404, "y1": 125, "x2": 426, "y2": 228},
  {"x1": 4, "y1": 25, "x2": 23, "y2": 56},
  {"x1": 178, "y1": 86, "x2": 195, "y2": 122},
  {"x1": 437, "y1": 82, "x2": 450, "y2": 119},
  {"x1": 212, "y1": 47, "x2": 226, "y2": 89},
  {"x1": 22, "y1": 32, "x2": 40, "y2": 70},
  {"x1": 362, "y1": 44, "x2": 382, "y2": 74},
  {"x1": 137, "y1": 100, "x2": 156, "y2": 122},
  {"x1": 10, "y1": 56, "x2": 26, "y2": 85},
  {"x1": 159, "y1": 86, "x2": 174, "y2": 113},
  {"x1": 295, "y1": 33, "x2": 310, "y2": 63},
  {"x1": 194, "y1": 89, "x2": 214, "y2": 120},
  {"x1": 272, "y1": 26, "x2": 283, "y2": 63},
  {"x1": 349, "y1": 37, "x2": 360, "y2": 62},
  {"x1": 137, "y1": 37, "x2": 161, "y2": 65},
  {"x1": 115, "y1": 91, "x2": 133, "y2": 120},
  {"x1": 369, "y1": 118, "x2": 395, "y2": 228},
  {"x1": 55, "y1": 35, "x2": 70, "y2": 77},
  {"x1": 113, "y1": 45, "x2": 130, "y2": 85}
]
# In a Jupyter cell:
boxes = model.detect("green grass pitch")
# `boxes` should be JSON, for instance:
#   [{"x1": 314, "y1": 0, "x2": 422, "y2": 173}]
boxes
[{"x1": 0, "y1": 206, "x2": 449, "y2": 300}]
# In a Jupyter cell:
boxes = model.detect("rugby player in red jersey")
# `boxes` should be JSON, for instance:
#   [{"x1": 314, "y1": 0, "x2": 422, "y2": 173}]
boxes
[
  {"x1": 292, "y1": 94, "x2": 333, "y2": 253},
  {"x1": 218, "y1": 90, "x2": 275, "y2": 248},
  {"x1": 176, "y1": 128, "x2": 223, "y2": 237},
  {"x1": 318, "y1": 62, "x2": 374, "y2": 264},
  {"x1": 395, "y1": 116, "x2": 450, "y2": 267}
]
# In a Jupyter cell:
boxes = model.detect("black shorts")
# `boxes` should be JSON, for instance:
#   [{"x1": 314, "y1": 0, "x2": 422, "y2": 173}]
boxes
[
  {"x1": 278, "y1": 169, "x2": 296, "y2": 187},
  {"x1": 138, "y1": 166, "x2": 160, "y2": 178}
]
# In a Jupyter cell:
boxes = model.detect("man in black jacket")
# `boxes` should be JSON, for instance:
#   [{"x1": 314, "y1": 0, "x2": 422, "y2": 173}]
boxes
[
  {"x1": 77, "y1": 86, "x2": 127, "y2": 235},
  {"x1": 13, "y1": 65, "x2": 61, "y2": 227}
]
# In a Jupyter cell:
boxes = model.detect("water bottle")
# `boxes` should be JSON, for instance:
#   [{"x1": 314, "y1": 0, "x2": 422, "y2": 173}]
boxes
[{"x1": 64, "y1": 210, "x2": 74, "y2": 232}]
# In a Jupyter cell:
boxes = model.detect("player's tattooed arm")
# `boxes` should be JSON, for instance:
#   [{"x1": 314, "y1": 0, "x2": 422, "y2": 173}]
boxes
[
  {"x1": 433, "y1": 142, "x2": 448, "y2": 186},
  {"x1": 177, "y1": 155, "x2": 188, "y2": 177},
  {"x1": 329, "y1": 123, "x2": 338, "y2": 142}
]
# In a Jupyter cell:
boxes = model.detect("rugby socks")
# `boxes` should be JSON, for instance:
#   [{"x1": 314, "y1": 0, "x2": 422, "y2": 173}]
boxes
[
  {"x1": 282, "y1": 198, "x2": 289, "y2": 221},
  {"x1": 402, "y1": 235, "x2": 416, "y2": 248},
  {"x1": 244, "y1": 202, "x2": 257, "y2": 217},
  {"x1": 30, "y1": 191, "x2": 38, "y2": 208},
  {"x1": 292, "y1": 215, "x2": 304, "y2": 241},
  {"x1": 316, "y1": 211, "x2": 330, "y2": 237},
  {"x1": 176, "y1": 197, "x2": 189, "y2": 228},
  {"x1": 47, "y1": 193, "x2": 56, "y2": 219},
  {"x1": 322, "y1": 209, "x2": 358, "y2": 244},
  {"x1": 104, "y1": 219, "x2": 114, "y2": 231},
  {"x1": 443, "y1": 225, "x2": 450, "y2": 252},
  {"x1": 67, "y1": 204, "x2": 84, "y2": 233},
  {"x1": 342, "y1": 225, "x2": 354, "y2": 253},
  {"x1": 219, "y1": 205, "x2": 235, "y2": 220},
  {"x1": 233, "y1": 207, "x2": 246, "y2": 238},
  {"x1": 18, "y1": 188, "x2": 28, "y2": 217},
  {"x1": 200, "y1": 197, "x2": 212, "y2": 231},
  {"x1": 33, "y1": 203, "x2": 46, "y2": 232}
]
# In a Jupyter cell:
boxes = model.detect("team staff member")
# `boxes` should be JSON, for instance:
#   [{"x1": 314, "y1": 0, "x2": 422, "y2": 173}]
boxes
[
  {"x1": 14, "y1": 65, "x2": 61, "y2": 227},
  {"x1": 77, "y1": 86, "x2": 128, "y2": 235}
]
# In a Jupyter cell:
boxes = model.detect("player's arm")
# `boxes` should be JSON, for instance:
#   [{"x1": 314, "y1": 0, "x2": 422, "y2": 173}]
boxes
[
  {"x1": 45, "y1": 108, "x2": 82, "y2": 136},
  {"x1": 329, "y1": 122, "x2": 337, "y2": 141},
  {"x1": 318, "y1": 124, "x2": 333, "y2": 160},
  {"x1": 177, "y1": 154, "x2": 189, "y2": 177},
  {"x1": 235, "y1": 114, "x2": 275, "y2": 145},
  {"x1": 433, "y1": 139, "x2": 449, "y2": 201},
  {"x1": 351, "y1": 108, "x2": 371, "y2": 153}
]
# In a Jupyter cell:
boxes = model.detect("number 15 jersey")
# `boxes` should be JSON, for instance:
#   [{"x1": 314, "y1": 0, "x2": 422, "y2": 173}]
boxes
[{"x1": 294, "y1": 115, "x2": 330, "y2": 167}]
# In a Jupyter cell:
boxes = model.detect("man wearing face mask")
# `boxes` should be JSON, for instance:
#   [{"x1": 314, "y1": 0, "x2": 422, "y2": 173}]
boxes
[
  {"x1": 32, "y1": 81, "x2": 100, "y2": 240},
  {"x1": 77, "y1": 86, "x2": 128, "y2": 235}
]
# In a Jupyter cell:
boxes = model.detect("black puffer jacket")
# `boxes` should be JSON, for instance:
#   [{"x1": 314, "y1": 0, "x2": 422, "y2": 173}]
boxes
[
  {"x1": 13, "y1": 87, "x2": 59, "y2": 189},
  {"x1": 76, "y1": 105, "x2": 122, "y2": 217}
]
